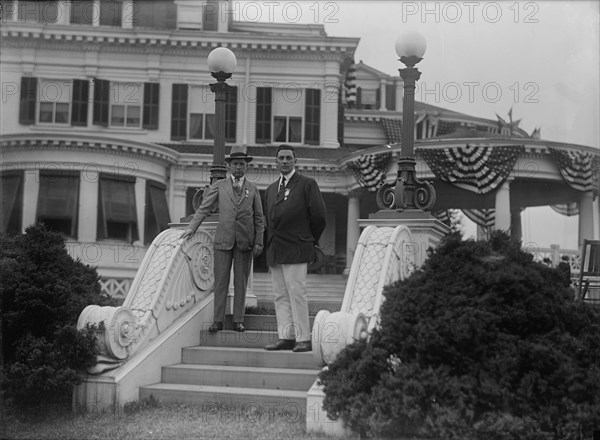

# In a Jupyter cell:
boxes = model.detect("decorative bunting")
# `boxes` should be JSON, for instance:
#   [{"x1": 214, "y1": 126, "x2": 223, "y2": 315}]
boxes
[
  {"x1": 433, "y1": 210, "x2": 452, "y2": 227},
  {"x1": 548, "y1": 147, "x2": 597, "y2": 193},
  {"x1": 420, "y1": 145, "x2": 523, "y2": 194},
  {"x1": 462, "y1": 208, "x2": 496, "y2": 228},
  {"x1": 346, "y1": 152, "x2": 393, "y2": 192},
  {"x1": 380, "y1": 118, "x2": 402, "y2": 144},
  {"x1": 551, "y1": 203, "x2": 579, "y2": 217},
  {"x1": 344, "y1": 61, "x2": 357, "y2": 106}
]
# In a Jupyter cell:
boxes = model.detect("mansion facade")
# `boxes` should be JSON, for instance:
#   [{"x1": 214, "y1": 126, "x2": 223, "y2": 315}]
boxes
[{"x1": 2, "y1": 0, "x2": 598, "y2": 297}]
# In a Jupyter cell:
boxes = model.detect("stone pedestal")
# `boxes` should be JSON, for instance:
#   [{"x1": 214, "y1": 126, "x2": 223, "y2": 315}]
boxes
[{"x1": 360, "y1": 209, "x2": 450, "y2": 268}]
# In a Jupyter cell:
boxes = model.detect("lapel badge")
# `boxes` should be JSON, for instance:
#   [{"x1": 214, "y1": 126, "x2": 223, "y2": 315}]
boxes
[{"x1": 284, "y1": 188, "x2": 290, "y2": 200}]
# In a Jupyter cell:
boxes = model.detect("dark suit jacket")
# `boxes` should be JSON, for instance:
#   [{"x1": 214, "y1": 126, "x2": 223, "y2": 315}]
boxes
[
  {"x1": 188, "y1": 177, "x2": 264, "y2": 251},
  {"x1": 265, "y1": 172, "x2": 326, "y2": 265}
]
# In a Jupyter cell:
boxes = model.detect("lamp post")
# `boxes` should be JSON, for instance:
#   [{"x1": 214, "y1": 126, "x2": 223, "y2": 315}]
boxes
[
  {"x1": 207, "y1": 47, "x2": 237, "y2": 184},
  {"x1": 376, "y1": 31, "x2": 436, "y2": 212}
]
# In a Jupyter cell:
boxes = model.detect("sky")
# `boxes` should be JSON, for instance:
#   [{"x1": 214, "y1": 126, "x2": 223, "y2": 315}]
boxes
[{"x1": 234, "y1": 0, "x2": 599, "y2": 249}]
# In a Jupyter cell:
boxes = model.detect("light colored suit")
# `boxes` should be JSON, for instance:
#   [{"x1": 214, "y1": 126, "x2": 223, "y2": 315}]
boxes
[{"x1": 188, "y1": 177, "x2": 264, "y2": 322}]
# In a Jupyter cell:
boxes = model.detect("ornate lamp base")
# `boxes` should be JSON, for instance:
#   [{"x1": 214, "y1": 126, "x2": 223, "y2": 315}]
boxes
[{"x1": 376, "y1": 157, "x2": 436, "y2": 211}]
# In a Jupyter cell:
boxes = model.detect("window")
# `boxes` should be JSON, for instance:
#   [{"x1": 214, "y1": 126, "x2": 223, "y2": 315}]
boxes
[
  {"x1": 18, "y1": 0, "x2": 58, "y2": 23},
  {"x1": 70, "y1": 0, "x2": 94, "y2": 25},
  {"x1": 1, "y1": 172, "x2": 23, "y2": 236},
  {"x1": 97, "y1": 175, "x2": 138, "y2": 242},
  {"x1": 272, "y1": 87, "x2": 303, "y2": 144},
  {"x1": 202, "y1": 0, "x2": 219, "y2": 31},
  {"x1": 274, "y1": 116, "x2": 301, "y2": 143},
  {"x1": 38, "y1": 79, "x2": 70, "y2": 124},
  {"x1": 132, "y1": 0, "x2": 176, "y2": 29},
  {"x1": 110, "y1": 82, "x2": 142, "y2": 128},
  {"x1": 36, "y1": 172, "x2": 79, "y2": 238},
  {"x1": 190, "y1": 113, "x2": 215, "y2": 140},
  {"x1": 144, "y1": 181, "x2": 171, "y2": 244},
  {"x1": 100, "y1": 0, "x2": 122, "y2": 26},
  {"x1": 171, "y1": 84, "x2": 236, "y2": 142}
]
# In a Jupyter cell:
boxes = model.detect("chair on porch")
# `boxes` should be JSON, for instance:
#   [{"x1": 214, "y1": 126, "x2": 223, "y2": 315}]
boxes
[{"x1": 577, "y1": 239, "x2": 600, "y2": 303}]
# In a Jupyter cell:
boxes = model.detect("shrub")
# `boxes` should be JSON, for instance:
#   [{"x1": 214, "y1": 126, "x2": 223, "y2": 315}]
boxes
[
  {"x1": 320, "y1": 232, "x2": 600, "y2": 439},
  {"x1": 1, "y1": 224, "x2": 116, "y2": 408}
]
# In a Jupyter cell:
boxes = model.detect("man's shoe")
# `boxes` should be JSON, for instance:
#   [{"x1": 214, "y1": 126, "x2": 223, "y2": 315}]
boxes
[
  {"x1": 208, "y1": 322, "x2": 223, "y2": 333},
  {"x1": 233, "y1": 322, "x2": 245, "y2": 332},
  {"x1": 292, "y1": 341, "x2": 312, "y2": 352},
  {"x1": 264, "y1": 339, "x2": 295, "y2": 351}
]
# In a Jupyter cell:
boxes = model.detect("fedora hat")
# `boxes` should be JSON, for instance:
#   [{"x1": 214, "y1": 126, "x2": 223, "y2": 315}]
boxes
[{"x1": 225, "y1": 145, "x2": 253, "y2": 163}]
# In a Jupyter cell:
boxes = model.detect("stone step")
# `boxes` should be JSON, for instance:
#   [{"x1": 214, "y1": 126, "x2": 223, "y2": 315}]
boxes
[
  {"x1": 182, "y1": 346, "x2": 320, "y2": 370},
  {"x1": 200, "y1": 330, "x2": 279, "y2": 349},
  {"x1": 139, "y1": 383, "x2": 307, "y2": 416},
  {"x1": 161, "y1": 364, "x2": 319, "y2": 391},
  {"x1": 221, "y1": 314, "x2": 316, "y2": 332}
]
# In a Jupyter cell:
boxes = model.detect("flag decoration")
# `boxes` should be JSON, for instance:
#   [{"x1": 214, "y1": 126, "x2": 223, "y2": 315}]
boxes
[
  {"x1": 344, "y1": 61, "x2": 357, "y2": 106},
  {"x1": 346, "y1": 151, "x2": 393, "y2": 192},
  {"x1": 380, "y1": 118, "x2": 402, "y2": 144},
  {"x1": 420, "y1": 145, "x2": 523, "y2": 194},
  {"x1": 462, "y1": 208, "x2": 496, "y2": 228},
  {"x1": 551, "y1": 203, "x2": 579, "y2": 217},
  {"x1": 548, "y1": 147, "x2": 598, "y2": 193}
]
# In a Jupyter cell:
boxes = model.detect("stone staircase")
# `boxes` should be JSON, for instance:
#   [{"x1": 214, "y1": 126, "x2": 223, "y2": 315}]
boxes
[
  {"x1": 140, "y1": 314, "x2": 320, "y2": 415},
  {"x1": 252, "y1": 273, "x2": 346, "y2": 311}
]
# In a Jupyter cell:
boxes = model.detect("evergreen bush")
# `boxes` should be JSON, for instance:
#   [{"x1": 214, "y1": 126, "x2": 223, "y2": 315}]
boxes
[
  {"x1": 320, "y1": 232, "x2": 600, "y2": 439},
  {"x1": 1, "y1": 224, "x2": 116, "y2": 408}
]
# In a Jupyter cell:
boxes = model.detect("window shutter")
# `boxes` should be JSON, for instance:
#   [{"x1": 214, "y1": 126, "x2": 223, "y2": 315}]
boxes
[
  {"x1": 255, "y1": 87, "x2": 272, "y2": 144},
  {"x1": 304, "y1": 88, "x2": 320, "y2": 145},
  {"x1": 171, "y1": 83, "x2": 188, "y2": 140},
  {"x1": 71, "y1": 79, "x2": 89, "y2": 126},
  {"x1": 93, "y1": 79, "x2": 109, "y2": 126},
  {"x1": 1, "y1": 172, "x2": 24, "y2": 235},
  {"x1": 225, "y1": 86, "x2": 237, "y2": 142},
  {"x1": 143, "y1": 82, "x2": 160, "y2": 130},
  {"x1": 19, "y1": 77, "x2": 37, "y2": 125}
]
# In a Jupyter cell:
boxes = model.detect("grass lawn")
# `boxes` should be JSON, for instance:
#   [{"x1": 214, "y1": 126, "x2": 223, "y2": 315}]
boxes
[{"x1": 1, "y1": 398, "x2": 348, "y2": 440}]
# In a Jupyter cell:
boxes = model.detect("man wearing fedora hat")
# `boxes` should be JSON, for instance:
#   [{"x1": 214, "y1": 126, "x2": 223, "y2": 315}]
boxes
[{"x1": 182, "y1": 145, "x2": 264, "y2": 333}]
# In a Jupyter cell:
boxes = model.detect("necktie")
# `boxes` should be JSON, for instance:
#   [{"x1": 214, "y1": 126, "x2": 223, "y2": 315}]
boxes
[
  {"x1": 278, "y1": 177, "x2": 286, "y2": 197},
  {"x1": 234, "y1": 178, "x2": 241, "y2": 193}
]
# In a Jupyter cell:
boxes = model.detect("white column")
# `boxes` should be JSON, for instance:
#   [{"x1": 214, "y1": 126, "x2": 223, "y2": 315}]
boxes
[
  {"x1": 86, "y1": 78, "x2": 95, "y2": 127},
  {"x1": 172, "y1": 185, "x2": 188, "y2": 222},
  {"x1": 379, "y1": 79, "x2": 387, "y2": 111},
  {"x1": 578, "y1": 191, "x2": 594, "y2": 248},
  {"x1": 321, "y1": 64, "x2": 340, "y2": 148},
  {"x1": 22, "y1": 168, "x2": 40, "y2": 233},
  {"x1": 78, "y1": 169, "x2": 99, "y2": 242},
  {"x1": 56, "y1": 1, "x2": 69, "y2": 25},
  {"x1": 345, "y1": 192, "x2": 360, "y2": 274},
  {"x1": 92, "y1": 0, "x2": 100, "y2": 26},
  {"x1": 494, "y1": 180, "x2": 511, "y2": 231},
  {"x1": 121, "y1": 0, "x2": 133, "y2": 28},
  {"x1": 395, "y1": 78, "x2": 403, "y2": 112},
  {"x1": 135, "y1": 177, "x2": 146, "y2": 244}
]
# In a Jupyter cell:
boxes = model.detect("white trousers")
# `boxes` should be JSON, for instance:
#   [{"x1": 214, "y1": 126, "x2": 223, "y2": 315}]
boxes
[{"x1": 270, "y1": 263, "x2": 310, "y2": 342}]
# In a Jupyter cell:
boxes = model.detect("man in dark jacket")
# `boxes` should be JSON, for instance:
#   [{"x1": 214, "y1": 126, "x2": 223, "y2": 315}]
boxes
[{"x1": 264, "y1": 145, "x2": 326, "y2": 352}]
